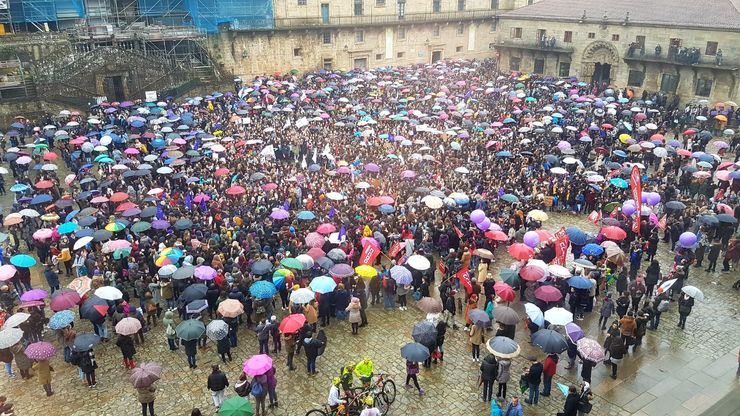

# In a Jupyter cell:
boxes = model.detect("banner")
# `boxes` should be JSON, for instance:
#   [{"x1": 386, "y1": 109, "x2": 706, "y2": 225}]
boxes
[
  {"x1": 657, "y1": 215, "x2": 667, "y2": 231},
  {"x1": 359, "y1": 243, "x2": 380, "y2": 265},
  {"x1": 388, "y1": 241, "x2": 404, "y2": 258},
  {"x1": 456, "y1": 266, "x2": 472, "y2": 295},
  {"x1": 587, "y1": 210, "x2": 601, "y2": 224},
  {"x1": 630, "y1": 166, "x2": 642, "y2": 234},
  {"x1": 551, "y1": 228, "x2": 570, "y2": 266}
]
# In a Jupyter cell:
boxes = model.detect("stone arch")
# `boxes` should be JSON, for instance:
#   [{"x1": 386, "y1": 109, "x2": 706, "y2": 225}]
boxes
[{"x1": 581, "y1": 41, "x2": 620, "y2": 83}]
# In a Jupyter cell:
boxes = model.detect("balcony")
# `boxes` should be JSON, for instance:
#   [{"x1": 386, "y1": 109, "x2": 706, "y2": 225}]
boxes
[
  {"x1": 623, "y1": 50, "x2": 738, "y2": 71},
  {"x1": 493, "y1": 40, "x2": 574, "y2": 54},
  {"x1": 242, "y1": 9, "x2": 499, "y2": 31}
]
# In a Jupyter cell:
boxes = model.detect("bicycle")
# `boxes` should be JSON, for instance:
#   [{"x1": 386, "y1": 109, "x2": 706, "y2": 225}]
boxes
[
  {"x1": 349, "y1": 372, "x2": 396, "y2": 414},
  {"x1": 304, "y1": 392, "x2": 366, "y2": 416}
]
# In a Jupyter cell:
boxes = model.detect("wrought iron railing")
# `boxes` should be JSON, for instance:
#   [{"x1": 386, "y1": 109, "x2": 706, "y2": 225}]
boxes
[{"x1": 260, "y1": 9, "x2": 498, "y2": 30}]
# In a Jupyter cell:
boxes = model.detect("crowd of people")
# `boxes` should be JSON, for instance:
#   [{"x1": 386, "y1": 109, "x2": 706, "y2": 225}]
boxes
[{"x1": 0, "y1": 57, "x2": 737, "y2": 416}]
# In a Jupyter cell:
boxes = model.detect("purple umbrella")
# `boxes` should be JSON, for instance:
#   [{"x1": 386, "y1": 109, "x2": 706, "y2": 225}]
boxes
[
  {"x1": 565, "y1": 322, "x2": 584, "y2": 342},
  {"x1": 24, "y1": 341, "x2": 56, "y2": 360},
  {"x1": 194, "y1": 265, "x2": 217, "y2": 280},
  {"x1": 400, "y1": 170, "x2": 416, "y2": 179},
  {"x1": 151, "y1": 219, "x2": 170, "y2": 230},
  {"x1": 364, "y1": 163, "x2": 380, "y2": 173},
  {"x1": 329, "y1": 263, "x2": 354, "y2": 278},
  {"x1": 20, "y1": 289, "x2": 48, "y2": 302},
  {"x1": 270, "y1": 209, "x2": 289, "y2": 220}
]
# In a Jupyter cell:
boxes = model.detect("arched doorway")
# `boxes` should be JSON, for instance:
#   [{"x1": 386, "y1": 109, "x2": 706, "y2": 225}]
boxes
[{"x1": 581, "y1": 41, "x2": 620, "y2": 85}]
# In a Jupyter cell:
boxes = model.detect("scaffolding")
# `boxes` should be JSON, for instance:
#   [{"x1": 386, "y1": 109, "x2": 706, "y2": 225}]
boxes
[{"x1": 135, "y1": 0, "x2": 273, "y2": 32}]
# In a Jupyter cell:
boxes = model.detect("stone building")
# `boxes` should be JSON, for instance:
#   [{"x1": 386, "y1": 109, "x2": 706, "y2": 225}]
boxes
[
  {"x1": 210, "y1": 0, "x2": 534, "y2": 76},
  {"x1": 493, "y1": 0, "x2": 740, "y2": 103}
]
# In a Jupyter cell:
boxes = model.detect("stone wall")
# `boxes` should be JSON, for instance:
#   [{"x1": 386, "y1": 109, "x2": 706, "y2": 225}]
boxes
[{"x1": 0, "y1": 100, "x2": 68, "y2": 127}]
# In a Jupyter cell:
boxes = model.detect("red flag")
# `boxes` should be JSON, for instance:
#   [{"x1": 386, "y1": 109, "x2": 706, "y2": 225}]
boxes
[
  {"x1": 438, "y1": 262, "x2": 446, "y2": 275},
  {"x1": 388, "y1": 241, "x2": 403, "y2": 258},
  {"x1": 715, "y1": 188, "x2": 725, "y2": 202},
  {"x1": 359, "y1": 243, "x2": 380, "y2": 265},
  {"x1": 630, "y1": 166, "x2": 642, "y2": 234},
  {"x1": 657, "y1": 215, "x2": 667, "y2": 231},
  {"x1": 550, "y1": 228, "x2": 570, "y2": 266},
  {"x1": 587, "y1": 210, "x2": 601, "y2": 224},
  {"x1": 453, "y1": 226, "x2": 464, "y2": 239},
  {"x1": 455, "y1": 266, "x2": 472, "y2": 295}
]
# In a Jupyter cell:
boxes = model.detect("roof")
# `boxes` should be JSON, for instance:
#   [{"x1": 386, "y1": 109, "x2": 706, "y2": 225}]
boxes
[{"x1": 500, "y1": 0, "x2": 740, "y2": 30}]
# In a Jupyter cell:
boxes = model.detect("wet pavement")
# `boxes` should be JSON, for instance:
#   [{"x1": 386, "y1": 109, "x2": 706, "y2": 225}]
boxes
[{"x1": 1, "y1": 211, "x2": 739, "y2": 416}]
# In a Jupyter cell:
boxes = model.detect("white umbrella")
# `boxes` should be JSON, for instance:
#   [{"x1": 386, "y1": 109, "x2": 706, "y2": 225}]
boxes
[
  {"x1": 325, "y1": 192, "x2": 345, "y2": 201},
  {"x1": 422, "y1": 195, "x2": 443, "y2": 209},
  {"x1": 19, "y1": 209, "x2": 40, "y2": 218},
  {"x1": 289, "y1": 288, "x2": 315, "y2": 304},
  {"x1": 547, "y1": 264, "x2": 572, "y2": 278},
  {"x1": 473, "y1": 248, "x2": 494, "y2": 260},
  {"x1": 94, "y1": 286, "x2": 123, "y2": 301},
  {"x1": 550, "y1": 167, "x2": 567, "y2": 175},
  {"x1": 681, "y1": 285, "x2": 704, "y2": 301},
  {"x1": 355, "y1": 182, "x2": 371, "y2": 189},
  {"x1": 295, "y1": 254, "x2": 315, "y2": 270},
  {"x1": 2, "y1": 312, "x2": 30, "y2": 329},
  {"x1": 407, "y1": 255, "x2": 431, "y2": 271},
  {"x1": 659, "y1": 279, "x2": 677, "y2": 292},
  {"x1": 73, "y1": 236, "x2": 94, "y2": 250},
  {"x1": 454, "y1": 167, "x2": 470, "y2": 174},
  {"x1": 544, "y1": 307, "x2": 573, "y2": 326},
  {"x1": 158, "y1": 264, "x2": 178, "y2": 277}
]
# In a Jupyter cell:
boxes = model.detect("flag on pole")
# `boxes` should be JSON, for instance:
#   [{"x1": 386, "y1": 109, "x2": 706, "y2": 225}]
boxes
[
  {"x1": 456, "y1": 267, "x2": 473, "y2": 295},
  {"x1": 630, "y1": 166, "x2": 642, "y2": 234}
]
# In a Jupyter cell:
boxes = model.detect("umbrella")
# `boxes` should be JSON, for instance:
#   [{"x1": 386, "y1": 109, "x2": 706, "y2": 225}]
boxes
[
  {"x1": 582, "y1": 243, "x2": 604, "y2": 256},
  {"x1": 289, "y1": 288, "x2": 315, "y2": 304},
  {"x1": 494, "y1": 282, "x2": 516, "y2": 302},
  {"x1": 251, "y1": 259, "x2": 273, "y2": 275},
  {"x1": 576, "y1": 338, "x2": 605, "y2": 362},
  {"x1": 0, "y1": 328, "x2": 23, "y2": 348},
  {"x1": 492, "y1": 306, "x2": 519, "y2": 325},
  {"x1": 681, "y1": 285, "x2": 704, "y2": 301},
  {"x1": 20, "y1": 289, "x2": 48, "y2": 302},
  {"x1": 72, "y1": 333, "x2": 101, "y2": 351},
  {"x1": 544, "y1": 307, "x2": 573, "y2": 325},
  {"x1": 390, "y1": 265, "x2": 413, "y2": 285},
  {"x1": 531, "y1": 329, "x2": 568, "y2": 353},
  {"x1": 665, "y1": 200, "x2": 686, "y2": 210},
  {"x1": 534, "y1": 285, "x2": 562, "y2": 302},
  {"x1": 416, "y1": 297, "x2": 443, "y2": 314},
  {"x1": 327, "y1": 249, "x2": 347, "y2": 262},
  {"x1": 219, "y1": 396, "x2": 254, "y2": 416},
  {"x1": 309, "y1": 275, "x2": 337, "y2": 294},
  {"x1": 400, "y1": 342, "x2": 430, "y2": 362},
  {"x1": 278, "y1": 314, "x2": 306, "y2": 334},
  {"x1": 411, "y1": 320, "x2": 437, "y2": 346},
  {"x1": 173, "y1": 265, "x2": 195, "y2": 280},
  {"x1": 354, "y1": 265, "x2": 378, "y2": 278},
  {"x1": 469, "y1": 309, "x2": 491, "y2": 327},
  {"x1": 407, "y1": 255, "x2": 431, "y2": 271},
  {"x1": 68, "y1": 276, "x2": 92, "y2": 296},
  {"x1": 24, "y1": 341, "x2": 57, "y2": 360},
  {"x1": 565, "y1": 322, "x2": 584, "y2": 342},
  {"x1": 486, "y1": 336, "x2": 521, "y2": 358},
  {"x1": 206, "y1": 320, "x2": 229, "y2": 341},
  {"x1": 474, "y1": 248, "x2": 494, "y2": 260},
  {"x1": 249, "y1": 281, "x2": 277, "y2": 299},
  {"x1": 115, "y1": 317, "x2": 143, "y2": 336},
  {"x1": 94, "y1": 286, "x2": 123, "y2": 301},
  {"x1": 568, "y1": 276, "x2": 593, "y2": 290},
  {"x1": 194, "y1": 265, "x2": 217, "y2": 280},
  {"x1": 217, "y1": 299, "x2": 244, "y2": 318},
  {"x1": 130, "y1": 362, "x2": 162, "y2": 388},
  {"x1": 600, "y1": 226, "x2": 627, "y2": 240},
  {"x1": 10, "y1": 254, "x2": 36, "y2": 268},
  {"x1": 564, "y1": 227, "x2": 588, "y2": 245},
  {"x1": 175, "y1": 319, "x2": 206, "y2": 341},
  {"x1": 509, "y1": 243, "x2": 534, "y2": 261},
  {"x1": 2, "y1": 312, "x2": 30, "y2": 329},
  {"x1": 280, "y1": 257, "x2": 302, "y2": 270},
  {"x1": 243, "y1": 354, "x2": 273, "y2": 376},
  {"x1": 179, "y1": 284, "x2": 207, "y2": 303},
  {"x1": 49, "y1": 310, "x2": 75, "y2": 329},
  {"x1": 186, "y1": 299, "x2": 208, "y2": 314},
  {"x1": 524, "y1": 303, "x2": 544, "y2": 327}
]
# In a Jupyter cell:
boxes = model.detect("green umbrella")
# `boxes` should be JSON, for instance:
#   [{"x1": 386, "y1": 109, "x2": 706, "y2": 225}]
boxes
[
  {"x1": 131, "y1": 221, "x2": 151, "y2": 233},
  {"x1": 94, "y1": 154, "x2": 109, "y2": 162},
  {"x1": 280, "y1": 258, "x2": 302, "y2": 269},
  {"x1": 290, "y1": 68, "x2": 299, "y2": 75},
  {"x1": 219, "y1": 396, "x2": 254, "y2": 416},
  {"x1": 113, "y1": 247, "x2": 132, "y2": 260},
  {"x1": 515, "y1": 82, "x2": 525, "y2": 89},
  {"x1": 175, "y1": 319, "x2": 205, "y2": 341},
  {"x1": 500, "y1": 269, "x2": 519, "y2": 286},
  {"x1": 603, "y1": 202, "x2": 620, "y2": 213}
]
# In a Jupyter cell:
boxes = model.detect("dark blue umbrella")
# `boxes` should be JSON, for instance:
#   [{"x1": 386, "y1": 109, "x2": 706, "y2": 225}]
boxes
[
  {"x1": 31, "y1": 194, "x2": 53, "y2": 205},
  {"x1": 565, "y1": 227, "x2": 588, "y2": 245},
  {"x1": 186, "y1": 299, "x2": 208, "y2": 314},
  {"x1": 179, "y1": 284, "x2": 207, "y2": 304},
  {"x1": 531, "y1": 328, "x2": 568, "y2": 354},
  {"x1": 400, "y1": 342, "x2": 430, "y2": 362},
  {"x1": 72, "y1": 333, "x2": 101, "y2": 352},
  {"x1": 251, "y1": 259, "x2": 273, "y2": 275},
  {"x1": 568, "y1": 276, "x2": 593, "y2": 289}
]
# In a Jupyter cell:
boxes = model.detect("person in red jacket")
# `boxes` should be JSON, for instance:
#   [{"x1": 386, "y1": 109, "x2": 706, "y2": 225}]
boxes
[{"x1": 541, "y1": 353, "x2": 558, "y2": 397}]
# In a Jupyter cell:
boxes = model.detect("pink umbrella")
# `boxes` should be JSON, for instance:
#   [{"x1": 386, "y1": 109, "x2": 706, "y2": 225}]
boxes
[
  {"x1": 243, "y1": 354, "x2": 273, "y2": 376},
  {"x1": 305, "y1": 232, "x2": 325, "y2": 248},
  {"x1": 364, "y1": 163, "x2": 380, "y2": 173},
  {"x1": 306, "y1": 247, "x2": 325, "y2": 261},
  {"x1": 361, "y1": 237, "x2": 380, "y2": 249},
  {"x1": 316, "y1": 223, "x2": 336, "y2": 234},
  {"x1": 378, "y1": 196, "x2": 395, "y2": 205},
  {"x1": 193, "y1": 194, "x2": 210, "y2": 203},
  {"x1": 194, "y1": 265, "x2": 217, "y2": 280},
  {"x1": 64, "y1": 174, "x2": 77, "y2": 186},
  {"x1": 0, "y1": 265, "x2": 17, "y2": 281},
  {"x1": 115, "y1": 317, "x2": 143, "y2": 336},
  {"x1": 90, "y1": 196, "x2": 109, "y2": 204},
  {"x1": 24, "y1": 342, "x2": 56, "y2": 360},
  {"x1": 400, "y1": 170, "x2": 416, "y2": 178},
  {"x1": 226, "y1": 186, "x2": 246, "y2": 195},
  {"x1": 33, "y1": 228, "x2": 54, "y2": 240},
  {"x1": 108, "y1": 239, "x2": 132, "y2": 250},
  {"x1": 534, "y1": 285, "x2": 562, "y2": 302},
  {"x1": 50, "y1": 289, "x2": 81, "y2": 311},
  {"x1": 262, "y1": 183, "x2": 278, "y2": 191},
  {"x1": 124, "y1": 148, "x2": 140, "y2": 155},
  {"x1": 20, "y1": 289, "x2": 48, "y2": 302},
  {"x1": 336, "y1": 166, "x2": 351, "y2": 174},
  {"x1": 270, "y1": 209, "x2": 289, "y2": 220}
]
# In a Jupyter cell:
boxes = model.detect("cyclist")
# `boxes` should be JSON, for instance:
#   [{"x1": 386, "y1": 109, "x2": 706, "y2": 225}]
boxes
[
  {"x1": 327, "y1": 377, "x2": 346, "y2": 414},
  {"x1": 359, "y1": 396, "x2": 381, "y2": 416},
  {"x1": 354, "y1": 358, "x2": 374, "y2": 389},
  {"x1": 340, "y1": 363, "x2": 355, "y2": 395}
]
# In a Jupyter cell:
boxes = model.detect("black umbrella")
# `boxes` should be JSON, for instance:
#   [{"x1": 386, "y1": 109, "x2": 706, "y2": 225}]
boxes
[
  {"x1": 531, "y1": 328, "x2": 568, "y2": 354},
  {"x1": 72, "y1": 333, "x2": 101, "y2": 352},
  {"x1": 172, "y1": 265, "x2": 195, "y2": 280},
  {"x1": 717, "y1": 214, "x2": 738, "y2": 224},
  {"x1": 411, "y1": 320, "x2": 437, "y2": 346},
  {"x1": 251, "y1": 259, "x2": 273, "y2": 275},
  {"x1": 93, "y1": 229, "x2": 112, "y2": 242},
  {"x1": 179, "y1": 284, "x2": 207, "y2": 304},
  {"x1": 400, "y1": 342, "x2": 430, "y2": 362},
  {"x1": 140, "y1": 206, "x2": 157, "y2": 218},
  {"x1": 492, "y1": 306, "x2": 520, "y2": 325},
  {"x1": 665, "y1": 201, "x2": 686, "y2": 210},
  {"x1": 80, "y1": 296, "x2": 109, "y2": 320},
  {"x1": 174, "y1": 219, "x2": 193, "y2": 230}
]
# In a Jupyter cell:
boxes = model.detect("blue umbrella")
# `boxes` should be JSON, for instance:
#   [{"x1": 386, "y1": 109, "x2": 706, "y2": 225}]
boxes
[
  {"x1": 10, "y1": 254, "x2": 36, "y2": 268},
  {"x1": 75, "y1": 228, "x2": 95, "y2": 238},
  {"x1": 65, "y1": 210, "x2": 80, "y2": 222},
  {"x1": 390, "y1": 265, "x2": 412, "y2": 285},
  {"x1": 613, "y1": 150, "x2": 627, "y2": 158},
  {"x1": 9, "y1": 184, "x2": 29, "y2": 193},
  {"x1": 564, "y1": 227, "x2": 588, "y2": 245},
  {"x1": 249, "y1": 280, "x2": 277, "y2": 299},
  {"x1": 503, "y1": 117, "x2": 516, "y2": 124},
  {"x1": 496, "y1": 151, "x2": 512, "y2": 158},
  {"x1": 251, "y1": 259, "x2": 273, "y2": 275},
  {"x1": 31, "y1": 194, "x2": 53, "y2": 205},
  {"x1": 582, "y1": 243, "x2": 604, "y2": 256},
  {"x1": 186, "y1": 299, "x2": 208, "y2": 314},
  {"x1": 309, "y1": 275, "x2": 337, "y2": 294},
  {"x1": 308, "y1": 164, "x2": 321, "y2": 172},
  {"x1": 568, "y1": 276, "x2": 593, "y2": 289},
  {"x1": 378, "y1": 204, "x2": 395, "y2": 214},
  {"x1": 400, "y1": 342, "x2": 430, "y2": 362},
  {"x1": 49, "y1": 310, "x2": 75, "y2": 330},
  {"x1": 609, "y1": 178, "x2": 628, "y2": 189},
  {"x1": 500, "y1": 194, "x2": 519, "y2": 204},
  {"x1": 57, "y1": 222, "x2": 79, "y2": 234},
  {"x1": 296, "y1": 211, "x2": 315, "y2": 220},
  {"x1": 556, "y1": 382, "x2": 570, "y2": 397}
]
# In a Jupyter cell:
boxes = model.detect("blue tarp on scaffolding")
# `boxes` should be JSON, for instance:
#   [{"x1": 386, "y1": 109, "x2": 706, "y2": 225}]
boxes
[
  {"x1": 137, "y1": 0, "x2": 273, "y2": 32},
  {"x1": 9, "y1": 0, "x2": 84, "y2": 23}
]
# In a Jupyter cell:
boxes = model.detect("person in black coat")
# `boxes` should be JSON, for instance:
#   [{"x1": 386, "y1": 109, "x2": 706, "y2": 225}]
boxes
[
  {"x1": 303, "y1": 334, "x2": 325, "y2": 375},
  {"x1": 115, "y1": 334, "x2": 136, "y2": 369},
  {"x1": 433, "y1": 321, "x2": 447, "y2": 363},
  {"x1": 559, "y1": 385, "x2": 580, "y2": 416},
  {"x1": 318, "y1": 291, "x2": 333, "y2": 327},
  {"x1": 644, "y1": 260, "x2": 660, "y2": 298},
  {"x1": 73, "y1": 349, "x2": 98, "y2": 387},
  {"x1": 182, "y1": 338, "x2": 198, "y2": 369},
  {"x1": 579, "y1": 357, "x2": 595, "y2": 383},
  {"x1": 479, "y1": 354, "x2": 498, "y2": 402},
  {"x1": 524, "y1": 358, "x2": 543, "y2": 405},
  {"x1": 334, "y1": 286, "x2": 351, "y2": 319},
  {"x1": 615, "y1": 292, "x2": 630, "y2": 318},
  {"x1": 217, "y1": 335, "x2": 232, "y2": 363},
  {"x1": 677, "y1": 294, "x2": 694, "y2": 329}
]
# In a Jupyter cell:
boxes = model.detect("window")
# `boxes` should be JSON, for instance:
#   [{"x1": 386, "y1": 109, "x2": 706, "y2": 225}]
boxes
[
  {"x1": 297, "y1": 0, "x2": 306, "y2": 5},
  {"x1": 432, "y1": 25, "x2": 440, "y2": 36},
  {"x1": 563, "y1": 31, "x2": 572, "y2": 43},
  {"x1": 397, "y1": 27, "x2": 406, "y2": 40},
  {"x1": 660, "y1": 73, "x2": 679, "y2": 93},
  {"x1": 705, "y1": 41, "x2": 718, "y2": 55},
  {"x1": 432, "y1": 0, "x2": 440, "y2": 13},
  {"x1": 511, "y1": 27, "x2": 522, "y2": 39},
  {"x1": 397, "y1": 52, "x2": 404, "y2": 58},
  {"x1": 669, "y1": 38, "x2": 681, "y2": 47},
  {"x1": 376, "y1": 0, "x2": 385, "y2": 6},
  {"x1": 527, "y1": 0, "x2": 533, "y2": 4},
  {"x1": 376, "y1": 53, "x2": 383, "y2": 60},
  {"x1": 491, "y1": 0, "x2": 498, "y2": 9},
  {"x1": 355, "y1": 30, "x2": 364, "y2": 43},
  {"x1": 397, "y1": 0, "x2": 405, "y2": 19},
  {"x1": 490, "y1": 20, "x2": 497, "y2": 32},
  {"x1": 293, "y1": 48, "x2": 302, "y2": 57},
  {"x1": 635, "y1": 35, "x2": 645, "y2": 49},
  {"x1": 558, "y1": 62, "x2": 570, "y2": 77},
  {"x1": 457, "y1": 0, "x2": 465, "y2": 11},
  {"x1": 695, "y1": 79, "x2": 713, "y2": 96},
  {"x1": 456, "y1": 46, "x2": 463, "y2": 52},
  {"x1": 588, "y1": 32, "x2": 595, "y2": 39},
  {"x1": 354, "y1": 0, "x2": 364, "y2": 16},
  {"x1": 510, "y1": 56, "x2": 521, "y2": 71},
  {"x1": 323, "y1": 58, "x2": 333, "y2": 70},
  {"x1": 457, "y1": 24, "x2": 465, "y2": 35},
  {"x1": 612, "y1": 34, "x2": 620, "y2": 41},
  {"x1": 322, "y1": 32, "x2": 332, "y2": 44},
  {"x1": 533, "y1": 58, "x2": 544, "y2": 73},
  {"x1": 627, "y1": 70, "x2": 644, "y2": 86},
  {"x1": 488, "y1": 42, "x2": 495, "y2": 50}
]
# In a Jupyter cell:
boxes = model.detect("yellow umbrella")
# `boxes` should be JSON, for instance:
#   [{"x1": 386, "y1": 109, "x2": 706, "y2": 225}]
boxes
[
  {"x1": 618, "y1": 133, "x2": 631, "y2": 143},
  {"x1": 715, "y1": 115, "x2": 728, "y2": 122},
  {"x1": 527, "y1": 209, "x2": 549, "y2": 222},
  {"x1": 354, "y1": 265, "x2": 378, "y2": 278},
  {"x1": 725, "y1": 101, "x2": 737, "y2": 107},
  {"x1": 41, "y1": 213, "x2": 60, "y2": 222},
  {"x1": 337, "y1": 160, "x2": 349, "y2": 167}
]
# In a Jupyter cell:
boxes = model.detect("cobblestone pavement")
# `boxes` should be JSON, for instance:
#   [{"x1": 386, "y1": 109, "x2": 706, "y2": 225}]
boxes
[{"x1": 1, "y1": 212, "x2": 739, "y2": 416}]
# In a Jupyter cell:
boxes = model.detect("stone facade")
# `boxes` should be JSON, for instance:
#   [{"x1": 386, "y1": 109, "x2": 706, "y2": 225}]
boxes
[{"x1": 493, "y1": 18, "x2": 740, "y2": 103}]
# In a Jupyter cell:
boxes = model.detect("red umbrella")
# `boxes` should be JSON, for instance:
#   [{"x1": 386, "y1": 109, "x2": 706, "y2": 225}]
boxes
[
  {"x1": 43, "y1": 152, "x2": 58, "y2": 161},
  {"x1": 34, "y1": 180, "x2": 54, "y2": 189},
  {"x1": 600, "y1": 226, "x2": 627, "y2": 241},
  {"x1": 677, "y1": 149, "x2": 691, "y2": 157},
  {"x1": 494, "y1": 282, "x2": 515, "y2": 302},
  {"x1": 508, "y1": 243, "x2": 534, "y2": 261},
  {"x1": 50, "y1": 289, "x2": 81, "y2": 311},
  {"x1": 115, "y1": 202, "x2": 138, "y2": 212},
  {"x1": 367, "y1": 197, "x2": 383, "y2": 207},
  {"x1": 485, "y1": 230, "x2": 509, "y2": 241},
  {"x1": 683, "y1": 129, "x2": 697, "y2": 136},
  {"x1": 214, "y1": 168, "x2": 230, "y2": 176},
  {"x1": 110, "y1": 192, "x2": 129, "y2": 202},
  {"x1": 534, "y1": 285, "x2": 563, "y2": 302},
  {"x1": 519, "y1": 266, "x2": 545, "y2": 282},
  {"x1": 278, "y1": 314, "x2": 306, "y2": 334},
  {"x1": 535, "y1": 230, "x2": 553, "y2": 242},
  {"x1": 226, "y1": 185, "x2": 246, "y2": 195}
]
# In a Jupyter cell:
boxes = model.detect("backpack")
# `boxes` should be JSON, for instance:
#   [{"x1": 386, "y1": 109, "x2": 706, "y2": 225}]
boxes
[
  {"x1": 656, "y1": 299, "x2": 670, "y2": 312},
  {"x1": 250, "y1": 380, "x2": 265, "y2": 397}
]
